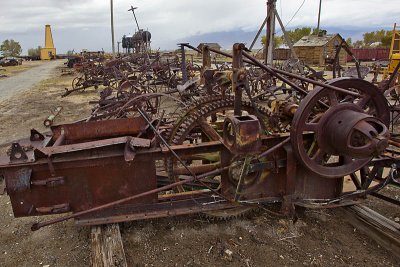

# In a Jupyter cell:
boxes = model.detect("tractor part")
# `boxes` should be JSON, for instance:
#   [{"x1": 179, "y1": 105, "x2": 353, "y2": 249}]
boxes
[{"x1": 291, "y1": 78, "x2": 390, "y2": 178}]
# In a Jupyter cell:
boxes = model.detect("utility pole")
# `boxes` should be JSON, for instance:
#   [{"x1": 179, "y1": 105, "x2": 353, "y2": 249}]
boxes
[
  {"x1": 110, "y1": 0, "x2": 116, "y2": 57},
  {"x1": 265, "y1": 0, "x2": 276, "y2": 65},
  {"x1": 316, "y1": 0, "x2": 322, "y2": 34}
]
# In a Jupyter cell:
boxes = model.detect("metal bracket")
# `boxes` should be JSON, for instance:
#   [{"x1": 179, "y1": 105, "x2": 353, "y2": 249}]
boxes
[
  {"x1": 30, "y1": 129, "x2": 45, "y2": 141},
  {"x1": 9, "y1": 143, "x2": 28, "y2": 162}
]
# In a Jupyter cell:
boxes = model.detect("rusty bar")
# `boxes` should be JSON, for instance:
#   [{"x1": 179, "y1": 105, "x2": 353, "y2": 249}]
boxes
[
  {"x1": 181, "y1": 43, "x2": 202, "y2": 54},
  {"x1": 257, "y1": 137, "x2": 290, "y2": 159},
  {"x1": 51, "y1": 117, "x2": 146, "y2": 142}
]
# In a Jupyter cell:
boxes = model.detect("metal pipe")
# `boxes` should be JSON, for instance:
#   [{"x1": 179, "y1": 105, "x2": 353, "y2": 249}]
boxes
[
  {"x1": 128, "y1": 6, "x2": 141, "y2": 32},
  {"x1": 180, "y1": 43, "x2": 202, "y2": 54},
  {"x1": 257, "y1": 137, "x2": 290, "y2": 159}
]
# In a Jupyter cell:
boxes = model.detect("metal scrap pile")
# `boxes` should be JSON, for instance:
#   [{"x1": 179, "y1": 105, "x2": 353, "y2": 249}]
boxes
[{"x1": 0, "y1": 42, "x2": 399, "y2": 232}]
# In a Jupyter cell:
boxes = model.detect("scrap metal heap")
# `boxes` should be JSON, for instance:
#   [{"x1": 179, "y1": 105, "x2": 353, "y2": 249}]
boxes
[{"x1": 0, "y1": 43, "x2": 399, "y2": 231}]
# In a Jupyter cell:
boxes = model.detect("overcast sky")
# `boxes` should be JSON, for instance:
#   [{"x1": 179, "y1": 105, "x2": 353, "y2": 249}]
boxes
[{"x1": 0, "y1": 0, "x2": 398, "y2": 54}]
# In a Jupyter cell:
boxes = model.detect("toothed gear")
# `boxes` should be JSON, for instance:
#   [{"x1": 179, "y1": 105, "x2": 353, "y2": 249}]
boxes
[
  {"x1": 165, "y1": 96, "x2": 270, "y2": 218},
  {"x1": 202, "y1": 206, "x2": 258, "y2": 221}
]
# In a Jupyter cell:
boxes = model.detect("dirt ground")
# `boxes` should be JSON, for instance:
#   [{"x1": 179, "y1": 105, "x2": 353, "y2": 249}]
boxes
[{"x1": 0, "y1": 63, "x2": 399, "y2": 267}]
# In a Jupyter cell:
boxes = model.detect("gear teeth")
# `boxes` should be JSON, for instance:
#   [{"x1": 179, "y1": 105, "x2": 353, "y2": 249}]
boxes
[{"x1": 201, "y1": 206, "x2": 259, "y2": 221}]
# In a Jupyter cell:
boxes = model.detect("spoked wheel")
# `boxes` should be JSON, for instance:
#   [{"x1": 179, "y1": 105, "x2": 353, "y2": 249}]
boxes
[
  {"x1": 290, "y1": 78, "x2": 390, "y2": 178},
  {"x1": 72, "y1": 76, "x2": 84, "y2": 89}
]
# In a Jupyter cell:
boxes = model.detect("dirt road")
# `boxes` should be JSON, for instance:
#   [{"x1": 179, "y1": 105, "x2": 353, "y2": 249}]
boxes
[{"x1": 0, "y1": 60, "x2": 64, "y2": 100}]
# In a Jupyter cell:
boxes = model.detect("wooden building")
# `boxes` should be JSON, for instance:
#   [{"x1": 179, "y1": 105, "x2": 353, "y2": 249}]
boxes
[{"x1": 293, "y1": 33, "x2": 347, "y2": 66}]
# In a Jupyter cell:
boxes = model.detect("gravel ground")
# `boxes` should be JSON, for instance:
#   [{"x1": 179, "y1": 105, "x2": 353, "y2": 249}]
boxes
[{"x1": 0, "y1": 60, "x2": 64, "y2": 100}]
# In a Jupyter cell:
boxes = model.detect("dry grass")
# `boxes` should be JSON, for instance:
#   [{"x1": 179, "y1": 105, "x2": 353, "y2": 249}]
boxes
[{"x1": 0, "y1": 60, "x2": 44, "y2": 78}]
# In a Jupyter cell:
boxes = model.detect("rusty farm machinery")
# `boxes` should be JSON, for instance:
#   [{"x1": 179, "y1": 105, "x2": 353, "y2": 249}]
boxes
[{"x1": 0, "y1": 43, "x2": 399, "y2": 233}]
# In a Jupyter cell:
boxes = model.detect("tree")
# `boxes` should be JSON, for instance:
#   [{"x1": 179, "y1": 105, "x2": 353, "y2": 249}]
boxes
[
  {"x1": 346, "y1": 38, "x2": 352, "y2": 47},
  {"x1": 286, "y1": 27, "x2": 312, "y2": 43},
  {"x1": 261, "y1": 35, "x2": 284, "y2": 48},
  {"x1": 353, "y1": 40, "x2": 364, "y2": 48},
  {"x1": 0, "y1": 39, "x2": 22, "y2": 57},
  {"x1": 27, "y1": 46, "x2": 41, "y2": 57},
  {"x1": 363, "y1": 30, "x2": 392, "y2": 47}
]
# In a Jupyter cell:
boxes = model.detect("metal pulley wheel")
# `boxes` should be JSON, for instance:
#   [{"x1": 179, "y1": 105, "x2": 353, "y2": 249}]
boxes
[{"x1": 290, "y1": 78, "x2": 390, "y2": 178}]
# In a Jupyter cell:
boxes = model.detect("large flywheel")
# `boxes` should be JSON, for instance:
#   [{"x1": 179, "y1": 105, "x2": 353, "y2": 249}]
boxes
[{"x1": 290, "y1": 78, "x2": 390, "y2": 178}]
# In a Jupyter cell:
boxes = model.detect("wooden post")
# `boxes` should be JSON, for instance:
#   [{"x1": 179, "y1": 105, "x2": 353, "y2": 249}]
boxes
[
  {"x1": 265, "y1": 0, "x2": 276, "y2": 65},
  {"x1": 341, "y1": 205, "x2": 400, "y2": 260},
  {"x1": 91, "y1": 224, "x2": 128, "y2": 267}
]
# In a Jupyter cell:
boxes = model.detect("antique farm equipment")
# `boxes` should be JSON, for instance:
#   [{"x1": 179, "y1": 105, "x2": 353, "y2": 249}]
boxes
[{"x1": 0, "y1": 43, "x2": 398, "y2": 231}]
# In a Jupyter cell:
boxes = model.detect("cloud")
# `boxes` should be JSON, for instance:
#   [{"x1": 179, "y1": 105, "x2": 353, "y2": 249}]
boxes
[{"x1": 0, "y1": 0, "x2": 397, "y2": 54}]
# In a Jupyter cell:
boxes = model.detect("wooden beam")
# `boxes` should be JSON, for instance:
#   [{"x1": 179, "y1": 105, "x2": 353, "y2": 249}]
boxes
[
  {"x1": 91, "y1": 224, "x2": 127, "y2": 267},
  {"x1": 340, "y1": 205, "x2": 400, "y2": 260}
]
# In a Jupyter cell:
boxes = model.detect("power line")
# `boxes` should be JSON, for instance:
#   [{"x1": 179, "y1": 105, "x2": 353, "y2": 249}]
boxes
[
  {"x1": 286, "y1": 0, "x2": 306, "y2": 27},
  {"x1": 275, "y1": 0, "x2": 306, "y2": 35}
]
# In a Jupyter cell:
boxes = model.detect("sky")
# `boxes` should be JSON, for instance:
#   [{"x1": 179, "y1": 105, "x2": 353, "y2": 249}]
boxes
[{"x1": 0, "y1": 0, "x2": 398, "y2": 54}]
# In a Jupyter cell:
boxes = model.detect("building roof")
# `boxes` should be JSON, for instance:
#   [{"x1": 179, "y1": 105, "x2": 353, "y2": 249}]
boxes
[{"x1": 293, "y1": 34, "x2": 340, "y2": 47}]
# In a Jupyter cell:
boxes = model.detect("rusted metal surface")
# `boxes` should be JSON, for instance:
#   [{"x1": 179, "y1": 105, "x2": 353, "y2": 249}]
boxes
[{"x1": 0, "y1": 42, "x2": 398, "y2": 232}]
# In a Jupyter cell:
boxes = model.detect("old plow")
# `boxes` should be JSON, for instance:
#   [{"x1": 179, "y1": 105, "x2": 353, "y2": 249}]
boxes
[{"x1": 0, "y1": 43, "x2": 399, "y2": 231}]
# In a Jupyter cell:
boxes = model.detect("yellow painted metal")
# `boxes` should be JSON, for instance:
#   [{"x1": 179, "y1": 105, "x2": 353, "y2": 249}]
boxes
[
  {"x1": 388, "y1": 53, "x2": 400, "y2": 74},
  {"x1": 40, "y1": 25, "x2": 56, "y2": 60},
  {"x1": 389, "y1": 23, "x2": 400, "y2": 58},
  {"x1": 383, "y1": 23, "x2": 400, "y2": 78}
]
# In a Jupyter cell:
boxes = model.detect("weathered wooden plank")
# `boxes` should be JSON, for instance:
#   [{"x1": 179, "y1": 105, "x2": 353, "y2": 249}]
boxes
[
  {"x1": 91, "y1": 224, "x2": 127, "y2": 267},
  {"x1": 341, "y1": 205, "x2": 400, "y2": 260}
]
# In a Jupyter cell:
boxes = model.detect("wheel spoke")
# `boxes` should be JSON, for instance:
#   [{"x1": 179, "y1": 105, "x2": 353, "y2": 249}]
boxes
[
  {"x1": 357, "y1": 95, "x2": 370, "y2": 108},
  {"x1": 311, "y1": 148, "x2": 325, "y2": 163},
  {"x1": 303, "y1": 122, "x2": 318, "y2": 132},
  {"x1": 328, "y1": 90, "x2": 338, "y2": 106},
  {"x1": 198, "y1": 119, "x2": 221, "y2": 141}
]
